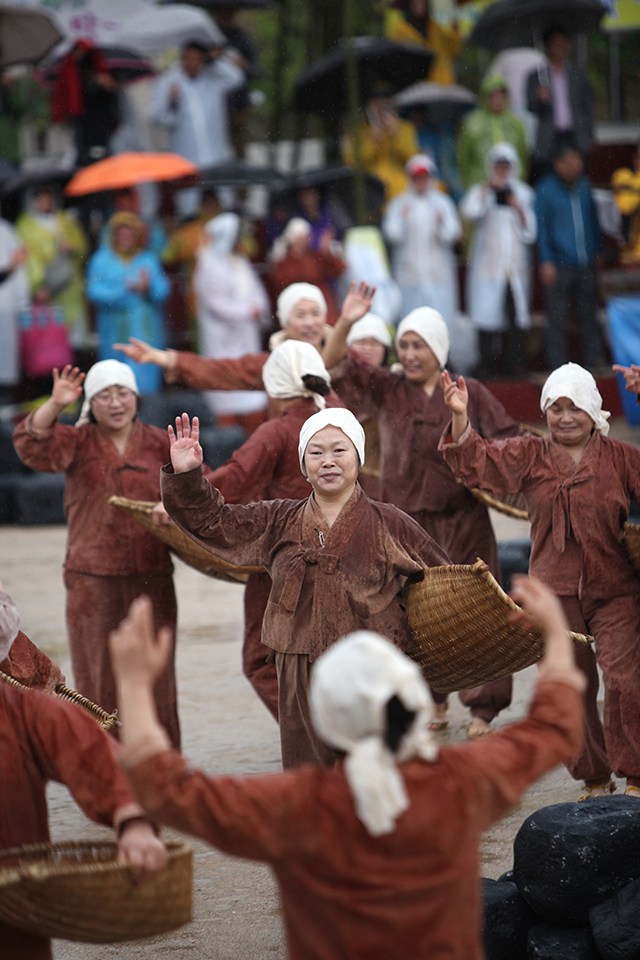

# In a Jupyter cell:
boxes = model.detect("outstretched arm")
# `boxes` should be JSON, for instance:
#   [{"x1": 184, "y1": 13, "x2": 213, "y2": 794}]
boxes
[
  {"x1": 114, "y1": 337, "x2": 171, "y2": 369},
  {"x1": 321, "y1": 280, "x2": 376, "y2": 369},
  {"x1": 440, "y1": 369, "x2": 469, "y2": 441},
  {"x1": 613, "y1": 363, "x2": 640, "y2": 395}
]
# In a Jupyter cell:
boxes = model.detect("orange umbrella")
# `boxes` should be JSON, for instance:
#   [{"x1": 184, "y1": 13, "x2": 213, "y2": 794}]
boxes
[{"x1": 65, "y1": 152, "x2": 198, "y2": 196}]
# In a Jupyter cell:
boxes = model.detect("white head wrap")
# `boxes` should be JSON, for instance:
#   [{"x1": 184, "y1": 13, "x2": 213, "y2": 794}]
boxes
[
  {"x1": 270, "y1": 217, "x2": 312, "y2": 262},
  {"x1": 204, "y1": 212, "x2": 241, "y2": 257},
  {"x1": 262, "y1": 340, "x2": 331, "y2": 410},
  {"x1": 276, "y1": 282, "x2": 327, "y2": 329},
  {"x1": 346, "y1": 313, "x2": 392, "y2": 349},
  {"x1": 405, "y1": 153, "x2": 437, "y2": 178},
  {"x1": 540, "y1": 362, "x2": 610, "y2": 436},
  {"x1": 298, "y1": 408, "x2": 366, "y2": 477},
  {"x1": 310, "y1": 631, "x2": 438, "y2": 837},
  {"x1": 395, "y1": 307, "x2": 450, "y2": 369},
  {"x1": 486, "y1": 141, "x2": 520, "y2": 181},
  {"x1": 0, "y1": 591, "x2": 20, "y2": 662},
  {"x1": 76, "y1": 360, "x2": 139, "y2": 427}
]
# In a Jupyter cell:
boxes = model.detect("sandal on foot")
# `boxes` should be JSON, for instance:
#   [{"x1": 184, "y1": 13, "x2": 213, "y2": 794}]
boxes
[
  {"x1": 467, "y1": 724, "x2": 493, "y2": 740},
  {"x1": 624, "y1": 785, "x2": 640, "y2": 797},
  {"x1": 428, "y1": 718, "x2": 448, "y2": 731},
  {"x1": 578, "y1": 780, "x2": 616, "y2": 801}
]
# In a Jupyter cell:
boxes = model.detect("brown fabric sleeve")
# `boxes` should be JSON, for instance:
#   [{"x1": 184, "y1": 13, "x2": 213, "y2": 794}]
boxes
[
  {"x1": 0, "y1": 631, "x2": 65, "y2": 692},
  {"x1": 438, "y1": 424, "x2": 534, "y2": 496},
  {"x1": 13, "y1": 414, "x2": 80, "y2": 473},
  {"x1": 207, "y1": 423, "x2": 285, "y2": 504},
  {"x1": 167, "y1": 350, "x2": 268, "y2": 392}
]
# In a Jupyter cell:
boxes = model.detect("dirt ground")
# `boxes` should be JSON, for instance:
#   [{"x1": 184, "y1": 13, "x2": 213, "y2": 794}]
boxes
[{"x1": 0, "y1": 503, "x2": 614, "y2": 959}]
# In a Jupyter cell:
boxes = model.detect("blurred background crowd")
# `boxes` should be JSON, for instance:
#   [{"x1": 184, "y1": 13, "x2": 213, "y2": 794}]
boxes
[{"x1": 2, "y1": 0, "x2": 640, "y2": 420}]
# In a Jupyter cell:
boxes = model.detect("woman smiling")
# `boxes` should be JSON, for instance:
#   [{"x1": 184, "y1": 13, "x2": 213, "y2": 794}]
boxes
[{"x1": 160, "y1": 407, "x2": 449, "y2": 768}]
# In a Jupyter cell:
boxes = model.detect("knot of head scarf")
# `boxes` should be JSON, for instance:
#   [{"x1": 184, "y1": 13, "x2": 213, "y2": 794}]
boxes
[
  {"x1": 276, "y1": 282, "x2": 327, "y2": 329},
  {"x1": 310, "y1": 631, "x2": 438, "y2": 836},
  {"x1": 76, "y1": 359, "x2": 139, "y2": 427},
  {"x1": 346, "y1": 313, "x2": 392, "y2": 349},
  {"x1": 270, "y1": 217, "x2": 312, "y2": 262},
  {"x1": 262, "y1": 340, "x2": 331, "y2": 409},
  {"x1": 485, "y1": 141, "x2": 520, "y2": 182},
  {"x1": 204, "y1": 212, "x2": 241, "y2": 257},
  {"x1": 540, "y1": 362, "x2": 610, "y2": 437},
  {"x1": 298, "y1": 408, "x2": 366, "y2": 477},
  {"x1": 0, "y1": 591, "x2": 20, "y2": 663},
  {"x1": 395, "y1": 307, "x2": 450, "y2": 369}
]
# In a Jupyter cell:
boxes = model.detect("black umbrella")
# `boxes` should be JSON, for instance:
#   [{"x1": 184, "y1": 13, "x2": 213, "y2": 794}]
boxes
[
  {"x1": 159, "y1": 0, "x2": 273, "y2": 7},
  {"x1": 2, "y1": 167, "x2": 75, "y2": 198},
  {"x1": 0, "y1": 158, "x2": 18, "y2": 186},
  {"x1": 272, "y1": 166, "x2": 386, "y2": 226},
  {"x1": 40, "y1": 47, "x2": 157, "y2": 85},
  {"x1": 199, "y1": 161, "x2": 286, "y2": 189},
  {"x1": 394, "y1": 81, "x2": 477, "y2": 126},
  {"x1": 468, "y1": 0, "x2": 606, "y2": 52},
  {"x1": 0, "y1": 5, "x2": 63, "y2": 67},
  {"x1": 292, "y1": 37, "x2": 434, "y2": 115}
]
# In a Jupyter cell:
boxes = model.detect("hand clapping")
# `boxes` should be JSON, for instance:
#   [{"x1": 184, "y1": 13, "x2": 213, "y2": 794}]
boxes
[{"x1": 168, "y1": 413, "x2": 203, "y2": 474}]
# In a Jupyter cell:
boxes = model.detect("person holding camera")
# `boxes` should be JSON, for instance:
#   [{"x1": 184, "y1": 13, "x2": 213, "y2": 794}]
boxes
[{"x1": 459, "y1": 142, "x2": 536, "y2": 378}]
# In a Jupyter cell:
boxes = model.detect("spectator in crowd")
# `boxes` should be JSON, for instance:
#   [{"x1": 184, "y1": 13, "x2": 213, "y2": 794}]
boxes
[
  {"x1": 526, "y1": 26, "x2": 593, "y2": 179},
  {"x1": 101, "y1": 188, "x2": 167, "y2": 259},
  {"x1": 535, "y1": 143, "x2": 604, "y2": 371},
  {"x1": 460, "y1": 142, "x2": 536, "y2": 378},
  {"x1": 291, "y1": 186, "x2": 346, "y2": 249},
  {"x1": 611, "y1": 143, "x2": 640, "y2": 263},
  {"x1": 194, "y1": 212, "x2": 270, "y2": 430},
  {"x1": 343, "y1": 87, "x2": 419, "y2": 202},
  {"x1": 268, "y1": 218, "x2": 345, "y2": 326},
  {"x1": 215, "y1": 4, "x2": 259, "y2": 158},
  {"x1": 0, "y1": 69, "x2": 49, "y2": 165},
  {"x1": 384, "y1": 0, "x2": 462, "y2": 86},
  {"x1": 162, "y1": 189, "x2": 223, "y2": 324},
  {"x1": 17, "y1": 183, "x2": 89, "y2": 348},
  {"x1": 51, "y1": 40, "x2": 120, "y2": 166},
  {"x1": 0, "y1": 222, "x2": 28, "y2": 401},
  {"x1": 382, "y1": 153, "x2": 461, "y2": 328},
  {"x1": 87, "y1": 212, "x2": 170, "y2": 393},
  {"x1": 150, "y1": 40, "x2": 244, "y2": 217},
  {"x1": 457, "y1": 73, "x2": 528, "y2": 190}
]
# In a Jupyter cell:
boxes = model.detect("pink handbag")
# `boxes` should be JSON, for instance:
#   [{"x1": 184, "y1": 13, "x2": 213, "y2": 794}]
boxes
[{"x1": 20, "y1": 305, "x2": 73, "y2": 378}]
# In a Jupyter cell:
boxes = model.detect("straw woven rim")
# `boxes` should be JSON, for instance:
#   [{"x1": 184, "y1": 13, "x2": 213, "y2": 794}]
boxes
[
  {"x1": 108, "y1": 496, "x2": 264, "y2": 584},
  {"x1": 405, "y1": 560, "x2": 590, "y2": 693},
  {"x1": 0, "y1": 840, "x2": 192, "y2": 943},
  {"x1": 0, "y1": 671, "x2": 119, "y2": 731},
  {"x1": 623, "y1": 522, "x2": 640, "y2": 576}
]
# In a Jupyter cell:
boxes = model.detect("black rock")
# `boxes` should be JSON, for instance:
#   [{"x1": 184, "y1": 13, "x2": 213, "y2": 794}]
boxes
[
  {"x1": 483, "y1": 878, "x2": 537, "y2": 960},
  {"x1": 590, "y1": 876, "x2": 640, "y2": 960},
  {"x1": 14, "y1": 473, "x2": 66, "y2": 525},
  {"x1": 528, "y1": 923, "x2": 600, "y2": 959},
  {"x1": 514, "y1": 798, "x2": 640, "y2": 926},
  {"x1": 498, "y1": 870, "x2": 515, "y2": 883},
  {"x1": 199, "y1": 424, "x2": 248, "y2": 470},
  {"x1": 0, "y1": 474, "x2": 17, "y2": 523},
  {"x1": 498, "y1": 539, "x2": 531, "y2": 590},
  {"x1": 0, "y1": 420, "x2": 32, "y2": 475}
]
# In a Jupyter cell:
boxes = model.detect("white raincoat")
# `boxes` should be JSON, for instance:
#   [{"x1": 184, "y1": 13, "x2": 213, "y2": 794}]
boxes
[
  {"x1": 382, "y1": 183, "x2": 462, "y2": 332},
  {"x1": 0, "y1": 220, "x2": 29, "y2": 386},
  {"x1": 460, "y1": 142, "x2": 537, "y2": 333},
  {"x1": 193, "y1": 213, "x2": 270, "y2": 417}
]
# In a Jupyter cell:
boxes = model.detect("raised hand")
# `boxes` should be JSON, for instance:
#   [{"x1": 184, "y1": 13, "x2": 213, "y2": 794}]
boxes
[
  {"x1": 339, "y1": 281, "x2": 377, "y2": 326},
  {"x1": 110, "y1": 595, "x2": 173, "y2": 689},
  {"x1": 168, "y1": 413, "x2": 203, "y2": 474},
  {"x1": 613, "y1": 363, "x2": 640, "y2": 395},
  {"x1": 440, "y1": 369, "x2": 468, "y2": 416},
  {"x1": 52, "y1": 365, "x2": 86, "y2": 408},
  {"x1": 113, "y1": 337, "x2": 169, "y2": 368},
  {"x1": 117, "y1": 820, "x2": 167, "y2": 885},
  {"x1": 509, "y1": 575, "x2": 569, "y2": 635}
]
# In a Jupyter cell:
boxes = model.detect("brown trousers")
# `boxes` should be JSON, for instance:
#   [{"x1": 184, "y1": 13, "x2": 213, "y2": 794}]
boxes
[
  {"x1": 275, "y1": 651, "x2": 339, "y2": 769},
  {"x1": 243, "y1": 572, "x2": 279, "y2": 721},
  {"x1": 409, "y1": 504, "x2": 513, "y2": 722},
  {"x1": 64, "y1": 571, "x2": 180, "y2": 748},
  {"x1": 561, "y1": 593, "x2": 640, "y2": 782}
]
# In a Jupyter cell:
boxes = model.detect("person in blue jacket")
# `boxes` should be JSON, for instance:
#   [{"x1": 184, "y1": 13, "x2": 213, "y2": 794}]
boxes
[
  {"x1": 87, "y1": 211, "x2": 170, "y2": 393},
  {"x1": 535, "y1": 142, "x2": 604, "y2": 370}
]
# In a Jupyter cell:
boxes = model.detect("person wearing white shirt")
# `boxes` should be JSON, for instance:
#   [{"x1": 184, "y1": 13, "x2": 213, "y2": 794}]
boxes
[{"x1": 382, "y1": 154, "x2": 462, "y2": 332}]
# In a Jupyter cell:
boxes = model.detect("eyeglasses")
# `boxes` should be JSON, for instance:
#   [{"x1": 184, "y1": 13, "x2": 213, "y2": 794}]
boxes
[{"x1": 92, "y1": 387, "x2": 135, "y2": 406}]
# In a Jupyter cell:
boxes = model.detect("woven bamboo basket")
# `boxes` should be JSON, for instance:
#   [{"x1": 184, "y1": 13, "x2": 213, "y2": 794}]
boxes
[
  {"x1": 405, "y1": 560, "x2": 591, "y2": 693},
  {"x1": 469, "y1": 424, "x2": 546, "y2": 521},
  {"x1": 0, "y1": 671, "x2": 119, "y2": 732},
  {"x1": 0, "y1": 840, "x2": 192, "y2": 943},
  {"x1": 109, "y1": 496, "x2": 264, "y2": 584}
]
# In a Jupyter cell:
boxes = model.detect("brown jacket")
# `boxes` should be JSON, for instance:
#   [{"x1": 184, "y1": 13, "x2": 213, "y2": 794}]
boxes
[
  {"x1": 161, "y1": 470, "x2": 450, "y2": 660},
  {"x1": 124, "y1": 680, "x2": 583, "y2": 960},
  {"x1": 330, "y1": 355, "x2": 520, "y2": 514},
  {"x1": 167, "y1": 349, "x2": 269, "y2": 392},
  {"x1": 13, "y1": 415, "x2": 173, "y2": 577},
  {"x1": 440, "y1": 424, "x2": 640, "y2": 600}
]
